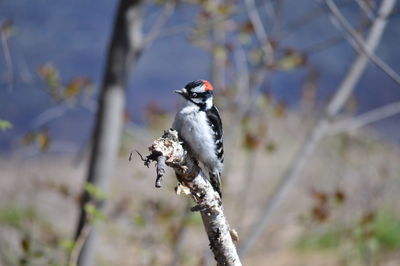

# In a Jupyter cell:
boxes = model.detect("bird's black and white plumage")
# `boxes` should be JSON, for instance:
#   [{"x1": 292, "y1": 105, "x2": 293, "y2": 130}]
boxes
[{"x1": 172, "y1": 80, "x2": 224, "y2": 197}]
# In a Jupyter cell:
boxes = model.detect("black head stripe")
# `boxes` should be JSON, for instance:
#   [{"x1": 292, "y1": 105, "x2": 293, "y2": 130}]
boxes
[
  {"x1": 184, "y1": 80, "x2": 203, "y2": 90},
  {"x1": 190, "y1": 91, "x2": 211, "y2": 98},
  {"x1": 185, "y1": 96, "x2": 206, "y2": 110}
]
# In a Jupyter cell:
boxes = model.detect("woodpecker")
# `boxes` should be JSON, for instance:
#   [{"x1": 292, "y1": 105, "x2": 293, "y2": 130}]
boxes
[{"x1": 173, "y1": 80, "x2": 224, "y2": 197}]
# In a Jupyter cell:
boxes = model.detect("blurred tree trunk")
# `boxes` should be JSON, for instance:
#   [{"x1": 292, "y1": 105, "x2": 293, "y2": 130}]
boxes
[{"x1": 74, "y1": 0, "x2": 143, "y2": 265}]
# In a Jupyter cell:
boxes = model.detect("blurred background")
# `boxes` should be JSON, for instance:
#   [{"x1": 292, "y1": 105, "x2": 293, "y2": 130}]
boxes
[{"x1": 1, "y1": 0, "x2": 400, "y2": 265}]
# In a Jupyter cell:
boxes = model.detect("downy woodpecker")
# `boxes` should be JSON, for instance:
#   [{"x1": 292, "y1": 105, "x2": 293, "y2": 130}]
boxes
[{"x1": 173, "y1": 80, "x2": 224, "y2": 197}]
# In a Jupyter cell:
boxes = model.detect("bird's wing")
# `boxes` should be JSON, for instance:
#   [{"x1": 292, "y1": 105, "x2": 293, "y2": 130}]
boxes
[{"x1": 205, "y1": 106, "x2": 224, "y2": 163}]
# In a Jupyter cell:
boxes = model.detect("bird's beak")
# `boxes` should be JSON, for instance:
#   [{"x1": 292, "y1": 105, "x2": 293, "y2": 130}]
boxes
[{"x1": 174, "y1": 88, "x2": 187, "y2": 97}]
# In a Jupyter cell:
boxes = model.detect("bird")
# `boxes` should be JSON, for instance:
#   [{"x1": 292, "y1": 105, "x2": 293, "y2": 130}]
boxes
[{"x1": 172, "y1": 80, "x2": 224, "y2": 197}]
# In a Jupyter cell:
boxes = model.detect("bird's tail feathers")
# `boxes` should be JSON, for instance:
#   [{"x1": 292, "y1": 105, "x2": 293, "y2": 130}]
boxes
[{"x1": 209, "y1": 172, "x2": 222, "y2": 198}]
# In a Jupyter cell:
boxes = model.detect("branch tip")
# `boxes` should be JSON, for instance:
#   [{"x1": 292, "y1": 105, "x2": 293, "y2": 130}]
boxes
[{"x1": 135, "y1": 149, "x2": 154, "y2": 167}]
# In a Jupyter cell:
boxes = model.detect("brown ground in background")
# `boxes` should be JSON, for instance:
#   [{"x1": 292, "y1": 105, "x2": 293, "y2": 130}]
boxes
[{"x1": 1, "y1": 115, "x2": 400, "y2": 265}]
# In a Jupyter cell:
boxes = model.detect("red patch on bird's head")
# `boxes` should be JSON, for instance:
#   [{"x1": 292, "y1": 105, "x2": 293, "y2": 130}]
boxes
[{"x1": 202, "y1": 80, "x2": 214, "y2": 91}]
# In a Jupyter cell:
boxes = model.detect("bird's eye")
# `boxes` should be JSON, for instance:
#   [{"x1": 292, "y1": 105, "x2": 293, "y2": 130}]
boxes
[{"x1": 191, "y1": 92, "x2": 198, "y2": 97}]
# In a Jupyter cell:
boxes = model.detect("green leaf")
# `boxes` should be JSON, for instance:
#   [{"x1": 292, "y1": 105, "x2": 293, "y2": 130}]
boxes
[
  {"x1": 0, "y1": 206, "x2": 36, "y2": 229},
  {"x1": 84, "y1": 183, "x2": 107, "y2": 200},
  {"x1": 60, "y1": 239, "x2": 75, "y2": 253},
  {"x1": 84, "y1": 203, "x2": 106, "y2": 223},
  {"x1": 0, "y1": 119, "x2": 12, "y2": 131}
]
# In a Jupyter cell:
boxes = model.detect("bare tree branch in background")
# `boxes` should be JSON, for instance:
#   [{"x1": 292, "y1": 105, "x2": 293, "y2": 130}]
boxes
[
  {"x1": 232, "y1": 40, "x2": 250, "y2": 102},
  {"x1": 211, "y1": 0, "x2": 228, "y2": 90},
  {"x1": 355, "y1": 0, "x2": 375, "y2": 21},
  {"x1": 69, "y1": 222, "x2": 92, "y2": 266},
  {"x1": 264, "y1": 0, "x2": 281, "y2": 37},
  {"x1": 330, "y1": 100, "x2": 400, "y2": 134},
  {"x1": 324, "y1": 0, "x2": 400, "y2": 87},
  {"x1": 74, "y1": 0, "x2": 144, "y2": 265},
  {"x1": 1, "y1": 20, "x2": 14, "y2": 91},
  {"x1": 302, "y1": 34, "x2": 344, "y2": 54},
  {"x1": 155, "y1": 1, "x2": 272, "y2": 41},
  {"x1": 143, "y1": 0, "x2": 176, "y2": 46},
  {"x1": 238, "y1": 0, "x2": 397, "y2": 256},
  {"x1": 32, "y1": 98, "x2": 97, "y2": 130},
  {"x1": 244, "y1": 0, "x2": 275, "y2": 65},
  {"x1": 141, "y1": 129, "x2": 241, "y2": 266},
  {"x1": 280, "y1": 1, "x2": 351, "y2": 40}
]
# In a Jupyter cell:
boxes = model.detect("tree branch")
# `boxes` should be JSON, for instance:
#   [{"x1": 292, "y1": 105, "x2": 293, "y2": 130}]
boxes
[
  {"x1": 330, "y1": 100, "x2": 400, "y2": 134},
  {"x1": 355, "y1": 0, "x2": 375, "y2": 21},
  {"x1": 0, "y1": 22, "x2": 14, "y2": 91},
  {"x1": 143, "y1": 0, "x2": 175, "y2": 46},
  {"x1": 238, "y1": 0, "x2": 397, "y2": 257},
  {"x1": 141, "y1": 129, "x2": 241, "y2": 266},
  {"x1": 232, "y1": 39, "x2": 251, "y2": 103},
  {"x1": 323, "y1": 0, "x2": 400, "y2": 88},
  {"x1": 244, "y1": 0, "x2": 275, "y2": 64},
  {"x1": 322, "y1": 0, "x2": 397, "y2": 116}
]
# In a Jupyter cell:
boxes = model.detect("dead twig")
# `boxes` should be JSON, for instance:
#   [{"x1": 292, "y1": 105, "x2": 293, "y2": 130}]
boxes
[{"x1": 133, "y1": 149, "x2": 154, "y2": 167}]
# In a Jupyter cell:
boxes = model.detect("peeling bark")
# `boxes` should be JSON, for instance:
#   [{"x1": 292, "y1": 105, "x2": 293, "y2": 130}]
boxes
[{"x1": 140, "y1": 129, "x2": 241, "y2": 266}]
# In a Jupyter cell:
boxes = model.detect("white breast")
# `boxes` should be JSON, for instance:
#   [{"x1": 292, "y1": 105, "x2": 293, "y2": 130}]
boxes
[{"x1": 172, "y1": 103, "x2": 221, "y2": 172}]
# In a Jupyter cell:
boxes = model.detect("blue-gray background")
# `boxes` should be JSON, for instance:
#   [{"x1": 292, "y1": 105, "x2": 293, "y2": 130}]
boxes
[{"x1": 1, "y1": 0, "x2": 400, "y2": 151}]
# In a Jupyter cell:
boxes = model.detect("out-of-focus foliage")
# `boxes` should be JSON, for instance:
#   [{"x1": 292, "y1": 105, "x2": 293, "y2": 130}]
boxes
[
  {"x1": 0, "y1": 207, "x2": 36, "y2": 230},
  {"x1": 84, "y1": 203, "x2": 107, "y2": 224},
  {"x1": 275, "y1": 49, "x2": 307, "y2": 71},
  {"x1": 0, "y1": 120, "x2": 12, "y2": 131},
  {"x1": 1, "y1": 19, "x2": 14, "y2": 38},
  {"x1": 21, "y1": 130, "x2": 51, "y2": 151},
  {"x1": 84, "y1": 183, "x2": 108, "y2": 201},
  {"x1": 38, "y1": 63, "x2": 93, "y2": 102},
  {"x1": 296, "y1": 210, "x2": 400, "y2": 264}
]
